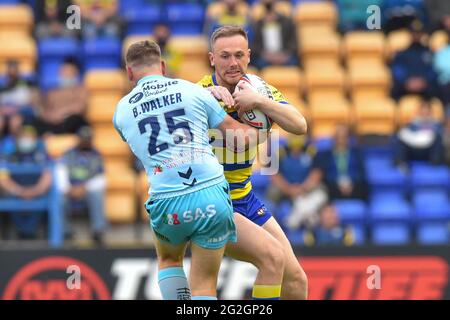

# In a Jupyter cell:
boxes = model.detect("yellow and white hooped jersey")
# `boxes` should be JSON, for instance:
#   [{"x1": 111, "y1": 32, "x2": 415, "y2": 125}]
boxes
[{"x1": 197, "y1": 73, "x2": 289, "y2": 200}]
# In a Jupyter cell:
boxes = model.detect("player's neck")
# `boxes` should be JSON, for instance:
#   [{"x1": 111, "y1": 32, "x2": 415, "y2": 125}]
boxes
[{"x1": 134, "y1": 69, "x2": 164, "y2": 86}]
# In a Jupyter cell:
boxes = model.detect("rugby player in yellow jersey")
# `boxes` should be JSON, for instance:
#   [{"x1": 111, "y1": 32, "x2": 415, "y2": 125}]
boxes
[{"x1": 197, "y1": 26, "x2": 308, "y2": 299}]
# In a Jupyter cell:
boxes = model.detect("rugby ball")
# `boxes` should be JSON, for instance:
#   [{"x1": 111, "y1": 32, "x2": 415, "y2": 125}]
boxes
[{"x1": 234, "y1": 74, "x2": 274, "y2": 130}]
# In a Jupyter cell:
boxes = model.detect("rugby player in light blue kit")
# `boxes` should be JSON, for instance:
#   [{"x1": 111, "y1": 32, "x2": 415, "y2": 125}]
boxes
[{"x1": 113, "y1": 40, "x2": 259, "y2": 300}]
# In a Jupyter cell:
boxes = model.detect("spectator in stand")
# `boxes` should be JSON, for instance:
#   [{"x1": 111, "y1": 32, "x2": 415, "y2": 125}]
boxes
[
  {"x1": 433, "y1": 23, "x2": 450, "y2": 111},
  {"x1": 443, "y1": 116, "x2": 450, "y2": 166},
  {"x1": 32, "y1": 58, "x2": 89, "y2": 136},
  {"x1": 35, "y1": 0, "x2": 78, "y2": 39},
  {"x1": 0, "y1": 60, "x2": 38, "y2": 136},
  {"x1": 390, "y1": 20, "x2": 438, "y2": 101},
  {"x1": 57, "y1": 126, "x2": 107, "y2": 244},
  {"x1": 204, "y1": 0, "x2": 250, "y2": 39},
  {"x1": 314, "y1": 125, "x2": 368, "y2": 201},
  {"x1": 394, "y1": 100, "x2": 443, "y2": 167},
  {"x1": 0, "y1": 125, "x2": 52, "y2": 238},
  {"x1": 424, "y1": 0, "x2": 450, "y2": 31},
  {"x1": 303, "y1": 204, "x2": 354, "y2": 246},
  {"x1": 250, "y1": 0, "x2": 298, "y2": 70},
  {"x1": 75, "y1": 0, "x2": 121, "y2": 39},
  {"x1": 152, "y1": 23, "x2": 182, "y2": 77},
  {"x1": 382, "y1": 0, "x2": 428, "y2": 33},
  {"x1": 266, "y1": 134, "x2": 327, "y2": 230}
]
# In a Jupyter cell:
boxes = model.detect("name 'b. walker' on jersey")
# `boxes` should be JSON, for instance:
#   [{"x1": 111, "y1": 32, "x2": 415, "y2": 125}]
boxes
[
  {"x1": 197, "y1": 73, "x2": 289, "y2": 200},
  {"x1": 113, "y1": 75, "x2": 228, "y2": 198}
]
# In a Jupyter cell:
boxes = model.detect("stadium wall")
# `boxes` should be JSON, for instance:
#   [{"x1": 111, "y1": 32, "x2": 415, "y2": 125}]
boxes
[{"x1": 1, "y1": 246, "x2": 449, "y2": 300}]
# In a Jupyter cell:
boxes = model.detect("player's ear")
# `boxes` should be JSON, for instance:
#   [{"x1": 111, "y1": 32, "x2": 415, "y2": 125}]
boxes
[
  {"x1": 126, "y1": 65, "x2": 134, "y2": 83},
  {"x1": 160, "y1": 60, "x2": 167, "y2": 76},
  {"x1": 247, "y1": 48, "x2": 251, "y2": 62},
  {"x1": 208, "y1": 52, "x2": 215, "y2": 67}
]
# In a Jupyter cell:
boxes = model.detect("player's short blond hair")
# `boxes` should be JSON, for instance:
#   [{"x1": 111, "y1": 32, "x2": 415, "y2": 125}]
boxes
[
  {"x1": 126, "y1": 40, "x2": 161, "y2": 68},
  {"x1": 210, "y1": 25, "x2": 248, "y2": 49}
]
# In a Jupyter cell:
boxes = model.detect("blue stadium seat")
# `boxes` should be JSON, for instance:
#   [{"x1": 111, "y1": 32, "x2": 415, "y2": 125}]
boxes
[
  {"x1": 313, "y1": 137, "x2": 333, "y2": 152},
  {"x1": 251, "y1": 171, "x2": 270, "y2": 195},
  {"x1": 166, "y1": 3, "x2": 204, "y2": 35},
  {"x1": 349, "y1": 224, "x2": 366, "y2": 245},
  {"x1": 413, "y1": 190, "x2": 450, "y2": 222},
  {"x1": 370, "y1": 190, "x2": 405, "y2": 202},
  {"x1": 276, "y1": 200, "x2": 292, "y2": 229},
  {"x1": 410, "y1": 163, "x2": 450, "y2": 190},
  {"x1": 39, "y1": 61, "x2": 63, "y2": 91},
  {"x1": 370, "y1": 197, "x2": 411, "y2": 222},
  {"x1": 0, "y1": 75, "x2": 6, "y2": 87},
  {"x1": 372, "y1": 223, "x2": 411, "y2": 245},
  {"x1": 0, "y1": 0, "x2": 20, "y2": 4},
  {"x1": 333, "y1": 199, "x2": 367, "y2": 224},
  {"x1": 365, "y1": 159, "x2": 408, "y2": 196},
  {"x1": 0, "y1": 197, "x2": 49, "y2": 212},
  {"x1": 24, "y1": 0, "x2": 37, "y2": 13},
  {"x1": 38, "y1": 38, "x2": 80, "y2": 89},
  {"x1": 82, "y1": 37, "x2": 122, "y2": 70},
  {"x1": 286, "y1": 229, "x2": 304, "y2": 246},
  {"x1": 124, "y1": 5, "x2": 162, "y2": 35},
  {"x1": 119, "y1": 0, "x2": 143, "y2": 12},
  {"x1": 417, "y1": 223, "x2": 449, "y2": 244},
  {"x1": 365, "y1": 155, "x2": 392, "y2": 169},
  {"x1": 38, "y1": 37, "x2": 80, "y2": 62},
  {"x1": 362, "y1": 144, "x2": 394, "y2": 160}
]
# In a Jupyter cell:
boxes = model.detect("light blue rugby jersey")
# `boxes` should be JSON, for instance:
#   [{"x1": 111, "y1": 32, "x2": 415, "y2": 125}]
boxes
[{"x1": 113, "y1": 75, "x2": 227, "y2": 197}]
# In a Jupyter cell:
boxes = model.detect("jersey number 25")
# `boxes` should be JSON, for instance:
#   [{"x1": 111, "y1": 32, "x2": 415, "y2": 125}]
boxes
[{"x1": 138, "y1": 108, "x2": 193, "y2": 156}]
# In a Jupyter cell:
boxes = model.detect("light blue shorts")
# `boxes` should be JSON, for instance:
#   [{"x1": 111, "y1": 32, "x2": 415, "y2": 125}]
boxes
[{"x1": 145, "y1": 179, "x2": 237, "y2": 249}]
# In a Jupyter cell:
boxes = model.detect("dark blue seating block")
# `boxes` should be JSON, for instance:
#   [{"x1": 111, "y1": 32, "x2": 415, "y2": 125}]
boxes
[
  {"x1": 411, "y1": 163, "x2": 450, "y2": 189},
  {"x1": 372, "y1": 223, "x2": 411, "y2": 245},
  {"x1": 349, "y1": 223, "x2": 366, "y2": 245},
  {"x1": 417, "y1": 223, "x2": 449, "y2": 244},
  {"x1": 251, "y1": 171, "x2": 270, "y2": 193},
  {"x1": 370, "y1": 198, "x2": 411, "y2": 222},
  {"x1": 286, "y1": 229, "x2": 304, "y2": 246},
  {"x1": 167, "y1": 3, "x2": 204, "y2": 35},
  {"x1": 334, "y1": 199, "x2": 367, "y2": 224},
  {"x1": 366, "y1": 163, "x2": 408, "y2": 195},
  {"x1": 413, "y1": 191, "x2": 450, "y2": 222},
  {"x1": 124, "y1": 5, "x2": 161, "y2": 35},
  {"x1": 276, "y1": 200, "x2": 292, "y2": 228},
  {"x1": 38, "y1": 37, "x2": 79, "y2": 59}
]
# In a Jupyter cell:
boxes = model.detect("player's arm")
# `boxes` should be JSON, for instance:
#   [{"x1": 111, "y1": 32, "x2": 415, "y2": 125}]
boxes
[
  {"x1": 202, "y1": 87, "x2": 259, "y2": 151},
  {"x1": 112, "y1": 109, "x2": 126, "y2": 142},
  {"x1": 233, "y1": 82, "x2": 307, "y2": 135},
  {"x1": 217, "y1": 114, "x2": 260, "y2": 151}
]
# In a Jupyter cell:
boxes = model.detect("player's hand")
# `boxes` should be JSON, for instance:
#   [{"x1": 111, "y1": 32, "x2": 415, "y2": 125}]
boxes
[
  {"x1": 233, "y1": 81, "x2": 264, "y2": 117},
  {"x1": 207, "y1": 86, "x2": 235, "y2": 109}
]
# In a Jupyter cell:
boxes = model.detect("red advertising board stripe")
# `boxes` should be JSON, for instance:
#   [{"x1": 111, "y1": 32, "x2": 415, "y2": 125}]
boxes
[
  {"x1": 300, "y1": 257, "x2": 449, "y2": 300},
  {"x1": 3, "y1": 256, "x2": 111, "y2": 300},
  {"x1": 300, "y1": 256, "x2": 448, "y2": 271}
]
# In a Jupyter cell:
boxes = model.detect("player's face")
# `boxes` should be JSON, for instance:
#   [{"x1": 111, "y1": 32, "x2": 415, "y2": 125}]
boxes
[{"x1": 209, "y1": 35, "x2": 250, "y2": 88}]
